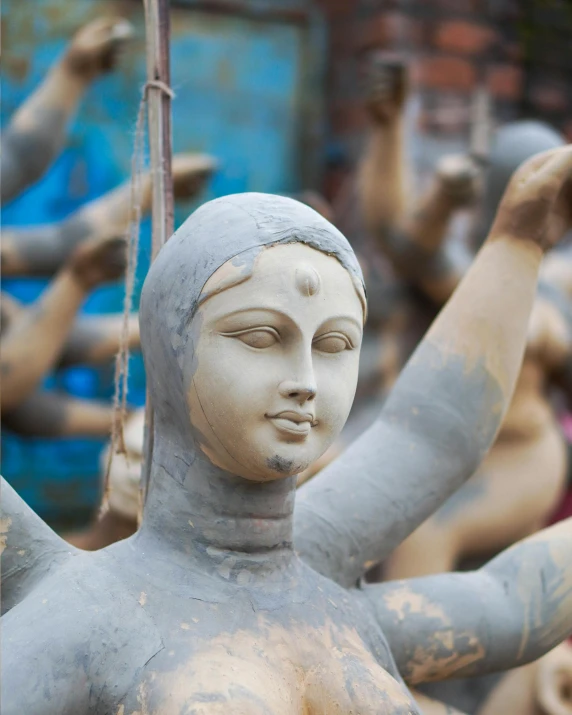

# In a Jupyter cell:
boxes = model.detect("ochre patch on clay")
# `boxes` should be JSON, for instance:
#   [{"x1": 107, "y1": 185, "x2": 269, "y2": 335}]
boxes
[
  {"x1": 133, "y1": 617, "x2": 415, "y2": 714},
  {"x1": 0, "y1": 516, "x2": 12, "y2": 554}
]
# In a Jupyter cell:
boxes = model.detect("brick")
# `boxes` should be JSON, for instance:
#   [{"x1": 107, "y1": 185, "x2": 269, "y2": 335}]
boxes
[
  {"x1": 529, "y1": 83, "x2": 570, "y2": 114},
  {"x1": 354, "y1": 12, "x2": 423, "y2": 51},
  {"x1": 413, "y1": 55, "x2": 476, "y2": 92},
  {"x1": 433, "y1": 20, "x2": 496, "y2": 55},
  {"x1": 486, "y1": 64, "x2": 523, "y2": 100}
]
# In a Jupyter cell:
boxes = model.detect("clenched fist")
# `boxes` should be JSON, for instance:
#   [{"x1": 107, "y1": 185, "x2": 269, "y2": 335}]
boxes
[
  {"x1": 363, "y1": 54, "x2": 409, "y2": 124},
  {"x1": 63, "y1": 17, "x2": 134, "y2": 81},
  {"x1": 436, "y1": 153, "x2": 480, "y2": 207},
  {"x1": 491, "y1": 145, "x2": 572, "y2": 252},
  {"x1": 172, "y1": 154, "x2": 217, "y2": 201},
  {"x1": 69, "y1": 234, "x2": 127, "y2": 290}
]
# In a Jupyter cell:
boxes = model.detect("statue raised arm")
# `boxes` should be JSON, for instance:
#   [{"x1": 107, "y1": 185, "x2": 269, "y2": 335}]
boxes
[
  {"x1": 1, "y1": 17, "x2": 133, "y2": 205},
  {"x1": 1, "y1": 154, "x2": 215, "y2": 275}
]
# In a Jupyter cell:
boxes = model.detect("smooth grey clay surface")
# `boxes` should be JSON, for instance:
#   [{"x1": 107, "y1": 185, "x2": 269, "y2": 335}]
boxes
[{"x1": 3, "y1": 157, "x2": 572, "y2": 713}]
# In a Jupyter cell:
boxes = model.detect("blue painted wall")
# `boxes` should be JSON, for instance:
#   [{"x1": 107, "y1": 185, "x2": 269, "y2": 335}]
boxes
[{"x1": 1, "y1": 0, "x2": 322, "y2": 524}]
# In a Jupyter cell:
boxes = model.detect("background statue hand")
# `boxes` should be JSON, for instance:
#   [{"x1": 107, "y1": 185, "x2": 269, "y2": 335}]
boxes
[
  {"x1": 436, "y1": 153, "x2": 480, "y2": 207},
  {"x1": 490, "y1": 145, "x2": 572, "y2": 251},
  {"x1": 364, "y1": 53, "x2": 409, "y2": 124},
  {"x1": 172, "y1": 154, "x2": 217, "y2": 200},
  {"x1": 69, "y1": 234, "x2": 126, "y2": 290},
  {"x1": 63, "y1": 17, "x2": 134, "y2": 81}
]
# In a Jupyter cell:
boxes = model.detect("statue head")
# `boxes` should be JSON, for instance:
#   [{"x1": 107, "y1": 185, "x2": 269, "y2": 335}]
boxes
[
  {"x1": 478, "y1": 120, "x2": 564, "y2": 246},
  {"x1": 140, "y1": 193, "x2": 366, "y2": 482}
]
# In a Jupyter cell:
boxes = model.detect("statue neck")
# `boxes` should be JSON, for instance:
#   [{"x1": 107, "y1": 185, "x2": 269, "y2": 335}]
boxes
[{"x1": 137, "y1": 430, "x2": 297, "y2": 580}]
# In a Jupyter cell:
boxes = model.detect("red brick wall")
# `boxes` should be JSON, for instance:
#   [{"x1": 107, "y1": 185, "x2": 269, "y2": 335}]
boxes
[{"x1": 314, "y1": 0, "x2": 572, "y2": 194}]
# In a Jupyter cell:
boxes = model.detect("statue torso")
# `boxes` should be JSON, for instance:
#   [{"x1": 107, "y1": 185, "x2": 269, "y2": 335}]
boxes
[{"x1": 5, "y1": 543, "x2": 421, "y2": 714}]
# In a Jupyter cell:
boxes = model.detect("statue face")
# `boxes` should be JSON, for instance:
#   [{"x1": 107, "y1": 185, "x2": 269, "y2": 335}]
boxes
[{"x1": 186, "y1": 243, "x2": 364, "y2": 481}]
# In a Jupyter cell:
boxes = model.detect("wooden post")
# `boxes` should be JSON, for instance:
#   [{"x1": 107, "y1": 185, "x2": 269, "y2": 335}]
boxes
[
  {"x1": 143, "y1": 0, "x2": 174, "y2": 257},
  {"x1": 141, "y1": 0, "x2": 174, "y2": 507}
]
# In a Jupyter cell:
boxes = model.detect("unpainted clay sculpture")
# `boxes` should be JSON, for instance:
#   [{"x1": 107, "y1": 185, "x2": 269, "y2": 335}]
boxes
[
  {"x1": 357, "y1": 55, "x2": 478, "y2": 309},
  {"x1": 1, "y1": 17, "x2": 134, "y2": 206},
  {"x1": 1, "y1": 232, "x2": 127, "y2": 414},
  {"x1": 3, "y1": 146, "x2": 572, "y2": 713},
  {"x1": 1, "y1": 291, "x2": 140, "y2": 439}
]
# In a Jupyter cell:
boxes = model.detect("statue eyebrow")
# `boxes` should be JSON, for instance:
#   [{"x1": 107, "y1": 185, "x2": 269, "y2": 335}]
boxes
[
  {"x1": 213, "y1": 307, "x2": 296, "y2": 324},
  {"x1": 213, "y1": 309, "x2": 363, "y2": 339},
  {"x1": 315, "y1": 315, "x2": 363, "y2": 334}
]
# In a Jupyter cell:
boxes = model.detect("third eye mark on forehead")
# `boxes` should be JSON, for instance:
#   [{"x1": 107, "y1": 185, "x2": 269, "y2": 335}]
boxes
[{"x1": 295, "y1": 264, "x2": 321, "y2": 298}]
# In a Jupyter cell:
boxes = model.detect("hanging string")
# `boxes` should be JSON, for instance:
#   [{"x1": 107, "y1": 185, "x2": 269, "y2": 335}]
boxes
[{"x1": 102, "y1": 80, "x2": 174, "y2": 511}]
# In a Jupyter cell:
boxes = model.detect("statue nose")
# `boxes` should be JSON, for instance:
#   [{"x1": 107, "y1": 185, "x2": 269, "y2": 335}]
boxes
[{"x1": 279, "y1": 381, "x2": 316, "y2": 403}]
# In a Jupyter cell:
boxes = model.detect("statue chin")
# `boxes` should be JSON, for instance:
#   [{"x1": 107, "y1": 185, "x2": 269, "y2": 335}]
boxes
[{"x1": 197, "y1": 434, "x2": 317, "y2": 482}]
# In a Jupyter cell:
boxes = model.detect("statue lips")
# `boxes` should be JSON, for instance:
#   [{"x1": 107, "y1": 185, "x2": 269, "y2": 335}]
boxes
[{"x1": 266, "y1": 410, "x2": 316, "y2": 440}]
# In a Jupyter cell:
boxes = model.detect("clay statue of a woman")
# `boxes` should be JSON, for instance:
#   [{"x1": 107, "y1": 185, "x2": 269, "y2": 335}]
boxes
[{"x1": 3, "y1": 146, "x2": 572, "y2": 714}]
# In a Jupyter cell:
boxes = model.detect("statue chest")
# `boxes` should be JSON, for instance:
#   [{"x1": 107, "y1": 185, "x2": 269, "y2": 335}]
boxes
[{"x1": 126, "y1": 610, "x2": 420, "y2": 714}]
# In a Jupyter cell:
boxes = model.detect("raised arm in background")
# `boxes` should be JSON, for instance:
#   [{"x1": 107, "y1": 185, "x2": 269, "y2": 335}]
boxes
[
  {"x1": 357, "y1": 56, "x2": 478, "y2": 306},
  {"x1": 3, "y1": 392, "x2": 115, "y2": 438},
  {"x1": 1, "y1": 234, "x2": 126, "y2": 411},
  {"x1": 1, "y1": 154, "x2": 216, "y2": 275},
  {"x1": 1, "y1": 17, "x2": 133, "y2": 205}
]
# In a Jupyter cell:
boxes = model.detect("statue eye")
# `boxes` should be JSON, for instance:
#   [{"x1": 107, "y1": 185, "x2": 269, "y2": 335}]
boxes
[
  {"x1": 313, "y1": 333, "x2": 352, "y2": 354},
  {"x1": 223, "y1": 328, "x2": 279, "y2": 349}
]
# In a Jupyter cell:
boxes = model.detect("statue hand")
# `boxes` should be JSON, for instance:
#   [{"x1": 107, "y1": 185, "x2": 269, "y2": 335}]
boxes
[
  {"x1": 68, "y1": 234, "x2": 126, "y2": 290},
  {"x1": 364, "y1": 54, "x2": 409, "y2": 124},
  {"x1": 172, "y1": 154, "x2": 217, "y2": 200},
  {"x1": 536, "y1": 642, "x2": 572, "y2": 715},
  {"x1": 436, "y1": 153, "x2": 480, "y2": 207},
  {"x1": 63, "y1": 17, "x2": 134, "y2": 81},
  {"x1": 490, "y1": 145, "x2": 572, "y2": 252}
]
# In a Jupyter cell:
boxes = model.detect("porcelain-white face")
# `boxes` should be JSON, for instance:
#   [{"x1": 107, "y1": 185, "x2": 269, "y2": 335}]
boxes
[{"x1": 186, "y1": 243, "x2": 364, "y2": 481}]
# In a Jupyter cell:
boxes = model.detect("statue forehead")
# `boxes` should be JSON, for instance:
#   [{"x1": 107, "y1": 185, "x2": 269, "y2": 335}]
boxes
[
  {"x1": 198, "y1": 243, "x2": 363, "y2": 319},
  {"x1": 143, "y1": 193, "x2": 363, "y2": 307}
]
